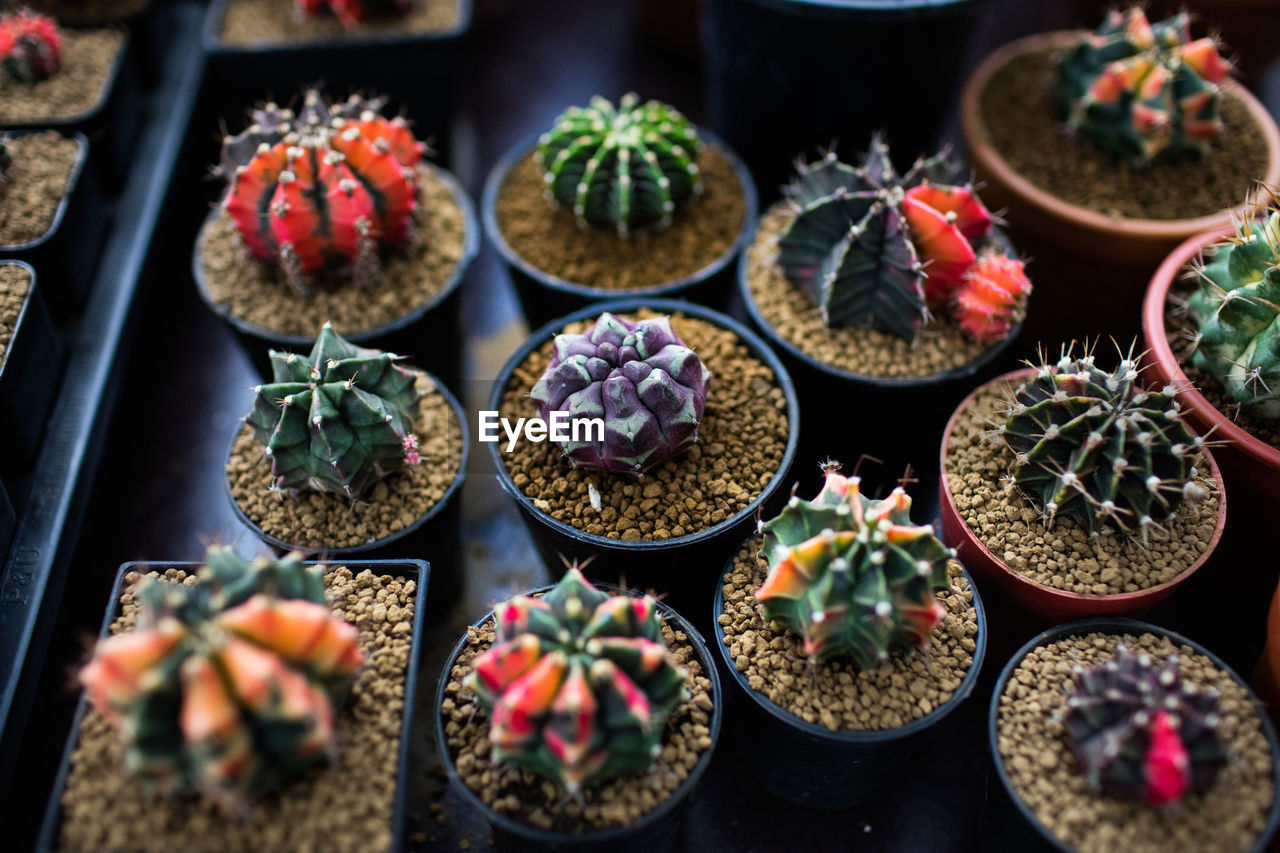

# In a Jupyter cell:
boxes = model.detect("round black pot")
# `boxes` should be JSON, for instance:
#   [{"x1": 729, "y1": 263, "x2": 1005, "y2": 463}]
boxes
[
  {"x1": 712, "y1": 549, "x2": 988, "y2": 808},
  {"x1": 435, "y1": 582, "x2": 724, "y2": 853},
  {"x1": 223, "y1": 372, "x2": 468, "y2": 614},
  {"x1": 192, "y1": 164, "x2": 479, "y2": 388},
  {"x1": 988, "y1": 618, "x2": 1280, "y2": 852},
  {"x1": 737, "y1": 244, "x2": 1022, "y2": 515},
  {"x1": 483, "y1": 130, "x2": 758, "y2": 330},
  {"x1": 0, "y1": 261, "x2": 64, "y2": 477},
  {"x1": 702, "y1": 0, "x2": 988, "y2": 195},
  {"x1": 486, "y1": 298, "x2": 799, "y2": 615}
]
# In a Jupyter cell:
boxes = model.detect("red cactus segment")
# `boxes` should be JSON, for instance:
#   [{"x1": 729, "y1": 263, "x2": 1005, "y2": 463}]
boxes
[
  {"x1": 902, "y1": 194, "x2": 977, "y2": 306},
  {"x1": 1179, "y1": 38, "x2": 1230, "y2": 85},
  {"x1": 471, "y1": 635, "x2": 543, "y2": 697},
  {"x1": 591, "y1": 636, "x2": 672, "y2": 679},
  {"x1": 543, "y1": 661, "x2": 600, "y2": 786},
  {"x1": 81, "y1": 619, "x2": 186, "y2": 722},
  {"x1": 0, "y1": 9, "x2": 61, "y2": 84},
  {"x1": 329, "y1": 128, "x2": 414, "y2": 245},
  {"x1": 180, "y1": 654, "x2": 255, "y2": 801},
  {"x1": 225, "y1": 145, "x2": 289, "y2": 259},
  {"x1": 1143, "y1": 710, "x2": 1192, "y2": 806},
  {"x1": 903, "y1": 183, "x2": 992, "y2": 242},
  {"x1": 954, "y1": 253, "x2": 1032, "y2": 343},
  {"x1": 490, "y1": 651, "x2": 567, "y2": 752},
  {"x1": 896, "y1": 599, "x2": 947, "y2": 647},
  {"x1": 294, "y1": 0, "x2": 412, "y2": 30},
  {"x1": 495, "y1": 595, "x2": 553, "y2": 637},
  {"x1": 218, "y1": 595, "x2": 363, "y2": 679}
]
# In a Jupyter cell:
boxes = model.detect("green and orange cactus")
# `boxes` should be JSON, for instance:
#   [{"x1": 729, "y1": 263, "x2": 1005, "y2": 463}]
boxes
[
  {"x1": 466, "y1": 569, "x2": 688, "y2": 792},
  {"x1": 79, "y1": 547, "x2": 362, "y2": 810}
]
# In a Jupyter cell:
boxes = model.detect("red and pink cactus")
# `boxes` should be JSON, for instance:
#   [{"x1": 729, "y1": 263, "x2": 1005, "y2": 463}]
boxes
[
  {"x1": 0, "y1": 9, "x2": 61, "y2": 85},
  {"x1": 953, "y1": 252, "x2": 1032, "y2": 344},
  {"x1": 294, "y1": 0, "x2": 413, "y2": 30}
]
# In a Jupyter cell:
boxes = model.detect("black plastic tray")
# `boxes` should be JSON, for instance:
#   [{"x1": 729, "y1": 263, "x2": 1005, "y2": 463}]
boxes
[{"x1": 0, "y1": 260, "x2": 64, "y2": 477}]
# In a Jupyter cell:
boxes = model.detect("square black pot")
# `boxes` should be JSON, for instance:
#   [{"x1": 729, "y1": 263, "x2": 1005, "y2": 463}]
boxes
[{"x1": 0, "y1": 261, "x2": 64, "y2": 477}]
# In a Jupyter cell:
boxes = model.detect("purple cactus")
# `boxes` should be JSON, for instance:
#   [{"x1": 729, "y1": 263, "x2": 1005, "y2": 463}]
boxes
[{"x1": 530, "y1": 312, "x2": 712, "y2": 477}]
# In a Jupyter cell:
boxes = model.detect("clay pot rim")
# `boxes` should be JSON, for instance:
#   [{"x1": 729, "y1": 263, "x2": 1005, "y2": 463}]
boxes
[
  {"x1": 1142, "y1": 226, "x2": 1280, "y2": 471},
  {"x1": 938, "y1": 366, "x2": 1229, "y2": 608},
  {"x1": 959, "y1": 30, "x2": 1280, "y2": 240}
]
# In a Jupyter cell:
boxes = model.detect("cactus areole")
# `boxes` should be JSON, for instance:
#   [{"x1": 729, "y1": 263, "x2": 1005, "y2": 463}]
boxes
[
  {"x1": 79, "y1": 548, "x2": 364, "y2": 810},
  {"x1": 755, "y1": 463, "x2": 953, "y2": 669},
  {"x1": 0, "y1": 9, "x2": 61, "y2": 85},
  {"x1": 466, "y1": 569, "x2": 689, "y2": 792},
  {"x1": 529, "y1": 312, "x2": 711, "y2": 478}
]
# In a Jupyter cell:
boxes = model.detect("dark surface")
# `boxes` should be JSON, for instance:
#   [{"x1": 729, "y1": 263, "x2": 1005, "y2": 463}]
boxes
[{"x1": 5, "y1": 0, "x2": 1280, "y2": 851}]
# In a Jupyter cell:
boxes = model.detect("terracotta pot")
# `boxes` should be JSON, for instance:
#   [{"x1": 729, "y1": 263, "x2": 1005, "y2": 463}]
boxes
[
  {"x1": 938, "y1": 367, "x2": 1229, "y2": 623},
  {"x1": 1252, "y1": 579, "x2": 1280, "y2": 734},
  {"x1": 1141, "y1": 226, "x2": 1280, "y2": 503}
]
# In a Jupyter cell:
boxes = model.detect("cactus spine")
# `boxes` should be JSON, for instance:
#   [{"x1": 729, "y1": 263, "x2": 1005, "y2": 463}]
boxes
[{"x1": 0, "y1": 9, "x2": 61, "y2": 84}]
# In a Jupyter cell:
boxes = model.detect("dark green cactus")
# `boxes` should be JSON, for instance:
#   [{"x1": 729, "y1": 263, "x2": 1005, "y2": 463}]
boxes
[
  {"x1": 244, "y1": 322, "x2": 424, "y2": 501},
  {"x1": 535, "y1": 92, "x2": 703, "y2": 236}
]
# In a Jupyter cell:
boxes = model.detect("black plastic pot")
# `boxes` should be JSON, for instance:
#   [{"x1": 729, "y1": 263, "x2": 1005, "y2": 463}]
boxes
[
  {"x1": 0, "y1": 481, "x2": 13, "y2": 566},
  {"x1": 193, "y1": 164, "x2": 479, "y2": 387},
  {"x1": 0, "y1": 130, "x2": 107, "y2": 315},
  {"x1": 483, "y1": 131, "x2": 758, "y2": 330},
  {"x1": 436, "y1": 582, "x2": 723, "y2": 853},
  {"x1": 223, "y1": 374, "x2": 468, "y2": 613},
  {"x1": 201, "y1": 0, "x2": 471, "y2": 156},
  {"x1": 703, "y1": 0, "x2": 988, "y2": 195},
  {"x1": 34, "y1": 557, "x2": 430, "y2": 853},
  {"x1": 0, "y1": 261, "x2": 64, "y2": 477},
  {"x1": 988, "y1": 617, "x2": 1280, "y2": 853},
  {"x1": 487, "y1": 298, "x2": 800, "y2": 613},
  {"x1": 712, "y1": 550, "x2": 988, "y2": 808},
  {"x1": 737, "y1": 243, "x2": 1022, "y2": 515}
]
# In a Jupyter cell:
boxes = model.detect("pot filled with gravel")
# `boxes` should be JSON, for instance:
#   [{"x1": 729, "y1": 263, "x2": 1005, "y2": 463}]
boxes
[
  {"x1": 990, "y1": 617, "x2": 1280, "y2": 852},
  {"x1": 713, "y1": 461, "x2": 987, "y2": 808},
  {"x1": 436, "y1": 569, "x2": 722, "y2": 853}
]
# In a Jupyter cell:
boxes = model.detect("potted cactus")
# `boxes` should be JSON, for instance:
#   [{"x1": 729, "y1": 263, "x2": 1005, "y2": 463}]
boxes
[
  {"x1": 713, "y1": 462, "x2": 987, "y2": 808},
  {"x1": 437, "y1": 568, "x2": 722, "y2": 851},
  {"x1": 483, "y1": 93, "x2": 757, "y2": 327},
  {"x1": 486, "y1": 298, "x2": 798, "y2": 603},
  {"x1": 960, "y1": 6, "x2": 1280, "y2": 343},
  {"x1": 740, "y1": 133, "x2": 1032, "y2": 500},
  {"x1": 0, "y1": 259, "x2": 62, "y2": 475},
  {"x1": 938, "y1": 341, "x2": 1228, "y2": 622},
  {"x1": 40, "y1": 548, "x2": 428, "y2": 852},
  {"x1": 193, "y1": 86, "x2": 478, "y2": 383},
  {"x1": 223, "y1": 324, "x2": 467, "y2": 599},
  {"x1": 990, "y1": 618, "x2": 1280, "y2": 851}
]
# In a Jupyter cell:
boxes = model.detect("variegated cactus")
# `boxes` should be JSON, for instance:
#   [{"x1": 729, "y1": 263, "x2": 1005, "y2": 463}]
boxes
[{"x1": 0, "y1": 8, "x2": 61, "y2": 84}]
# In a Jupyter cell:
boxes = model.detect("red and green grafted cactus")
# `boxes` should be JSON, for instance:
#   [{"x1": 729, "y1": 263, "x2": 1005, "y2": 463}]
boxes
[
  {"x1": 755, "y1": 462, "x2": 952, "y2": 668},
  {"x1": 0, "y1": 9, "x2": 61, "y2": 84},
  {"x1": 79, "y1": 547, "x2": 363, "y2": 810},
  {"x1": 1057, "y1": 7, "x2": 1231, "y2": 165},
  {"x1": 294, "y1": 0, "x2": 412, "y2": 29},
  {"x1": 529, "y1": 312, "x2": 712, "y2": 478},
  {"x1": 245, "y1": 322, "x2": 424, "y2": 501},
  {"x1": 954, "y1": 252, "x2": 1032, "y2": 344},
  {"x1": 1060, "y1": 644, "x2": 1229, "y2": 806},
  {"x1": 466, "y1": 569, "x2": 689, "y2": 792},
  {"x1": 218, "y1": 88, "x2": 424, "y2": 295}
]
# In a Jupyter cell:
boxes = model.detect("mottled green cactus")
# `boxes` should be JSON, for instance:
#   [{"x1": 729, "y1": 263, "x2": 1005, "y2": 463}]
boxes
[
  {"x1": 244, "y1": 322, "x2": 423, "y2": 501},
  {"x1": 466, "y1": 569, "x2": 688, "y2": 792},
  {"x1": 755, "y1": 462, "x2": 952, "y2": 668},
  {"x1": 994, "y1": 343, "x2": 1208, "y2": 541},
  {"x1": 535, "y1": 92, "x2": 703, "y2": 236},
  {"x1": 1187, "y1": 203, "x2": 1280, "y2": 420}
]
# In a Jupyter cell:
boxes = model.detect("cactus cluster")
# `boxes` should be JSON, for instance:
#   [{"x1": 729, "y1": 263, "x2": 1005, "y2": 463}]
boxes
[
  {"x1": 219, "y1": 87, "x2": 424, "y2": 296},
  {"x1": 1186, "y1": 201, "x2": 1280, "y2": 420},
  {"x1": 776, "y1": 135, "x2": 1031, "y2": 344},
  {"x1": 466, "y1": 569, "x2": 688, "y2": 792},
  {"x1": 994, "y1": 343, "x2": 1208, "y2": 541},
  {"x1": 294, "y1": 0, "x2": 412, "y2": 29},
  {"x1": 244, "y1": 323, "x2": 424, "y2": 501},
  {"x1": 535, "y1": 93, "x2": 703, "y2": 236},
  {"x1": 529, "y1": 311, "x2": 711, "y2": 478},
  {"x1": 79, "y1": 548, "x2": 363, "y2": 810},
  {"x1": 1059, "y1": 644, "x2": 1229, "y2": 806},
  {"x1": 1057, "y1": 7, "x2": 1231, "y2": 166},
  {"x1": 0, "y1": 8, "x2": 61, "y2": 85},
  {"x1": 755, "y1": 462, "x2": 952, "y2": 668}
]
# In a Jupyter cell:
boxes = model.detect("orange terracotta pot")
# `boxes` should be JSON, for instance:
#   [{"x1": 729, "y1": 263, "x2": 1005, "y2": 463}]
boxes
[{"x1": 1253, "y1": 579, "x2": 1280, "y2": 733}]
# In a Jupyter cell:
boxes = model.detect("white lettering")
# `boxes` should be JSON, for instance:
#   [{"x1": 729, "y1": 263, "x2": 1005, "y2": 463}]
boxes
[
  {"x1": 478, "y1": 412, "x2": 606, "y2": 452},
  {"x1": 502, "y1": 417, "x2": 525, "y2": 453},
  {"x1": 478, "y1": 411, "x2": 500, "y2": 443}
]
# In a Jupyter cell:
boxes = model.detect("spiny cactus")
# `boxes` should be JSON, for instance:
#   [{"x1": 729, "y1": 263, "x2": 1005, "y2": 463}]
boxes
[
  {"x1": 1058, "y1": 644, "x2": 1228, "y2": 806},
  {"x1": 244, "y1": 322, "x2": 423, "y2": 501},
  {"x1": 79, "y1": 547, "x2": 363, "y2": 810},
  {"x1": 293, "y1": 0, "x2": 412, "y2": 28},
  {"x1": 1186, "y1": 201, "x2": 1280, "y2": 420},
  {"x1": 993, "y1": 342, "x2": 1208, "y2": 541},
  {"x1": 219, "y1": 87, "x2": 424, "y2": 296},
  {"x1": 466, "y1": 569, "x2": 688, "y2": 792},
  {"x1": 1057, "y1": 7, "x2": 1231, "y2": 166},
  {"x1": 529, "y1": 312, "x2": 711, "y2": 478},
  {"x1": 755, "y1": 462, "x2": 952, "y2": 668},
  {"x1": 954, "y1": 252, "x2": 1033, "y2": 344},
  {"x1": 777, "y1": 134, "x2": 1018, "y2": 343},
  {"x1": 535, "y1": 92, "x2": 703, "y2": 236},
  {"x1": 0, "y1": 9, "x2": 61, "y2": 84}
]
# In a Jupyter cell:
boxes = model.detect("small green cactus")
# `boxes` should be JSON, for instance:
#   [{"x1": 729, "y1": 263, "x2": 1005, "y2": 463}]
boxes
[
  {"x1": 535, "y1": 92, "x2": 703, "y2": 236},
  {"x1": 244, "y1": 322, "x2": 423, "y2": 501}
]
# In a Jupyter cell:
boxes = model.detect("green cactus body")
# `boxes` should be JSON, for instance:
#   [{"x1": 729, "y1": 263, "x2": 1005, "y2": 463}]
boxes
[
  {"x1": 466, "y1": 569, "x2": 688, "y2": 792},
  {"x1": 1187, "y1": 209, "x2": 1280, "y2": 420},
  {"x1": 996, "y1": 345, "x2": 1208, "y2": 540},
  {"x1": 535, "y1": 92, "x2": 703, "y2": 236},
  {"x1": 755, "y1": 464, "x2": 952, "y2": 668},
  {"x1": 244, "y1": 323, "x2": 424, "y2": 501}
]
